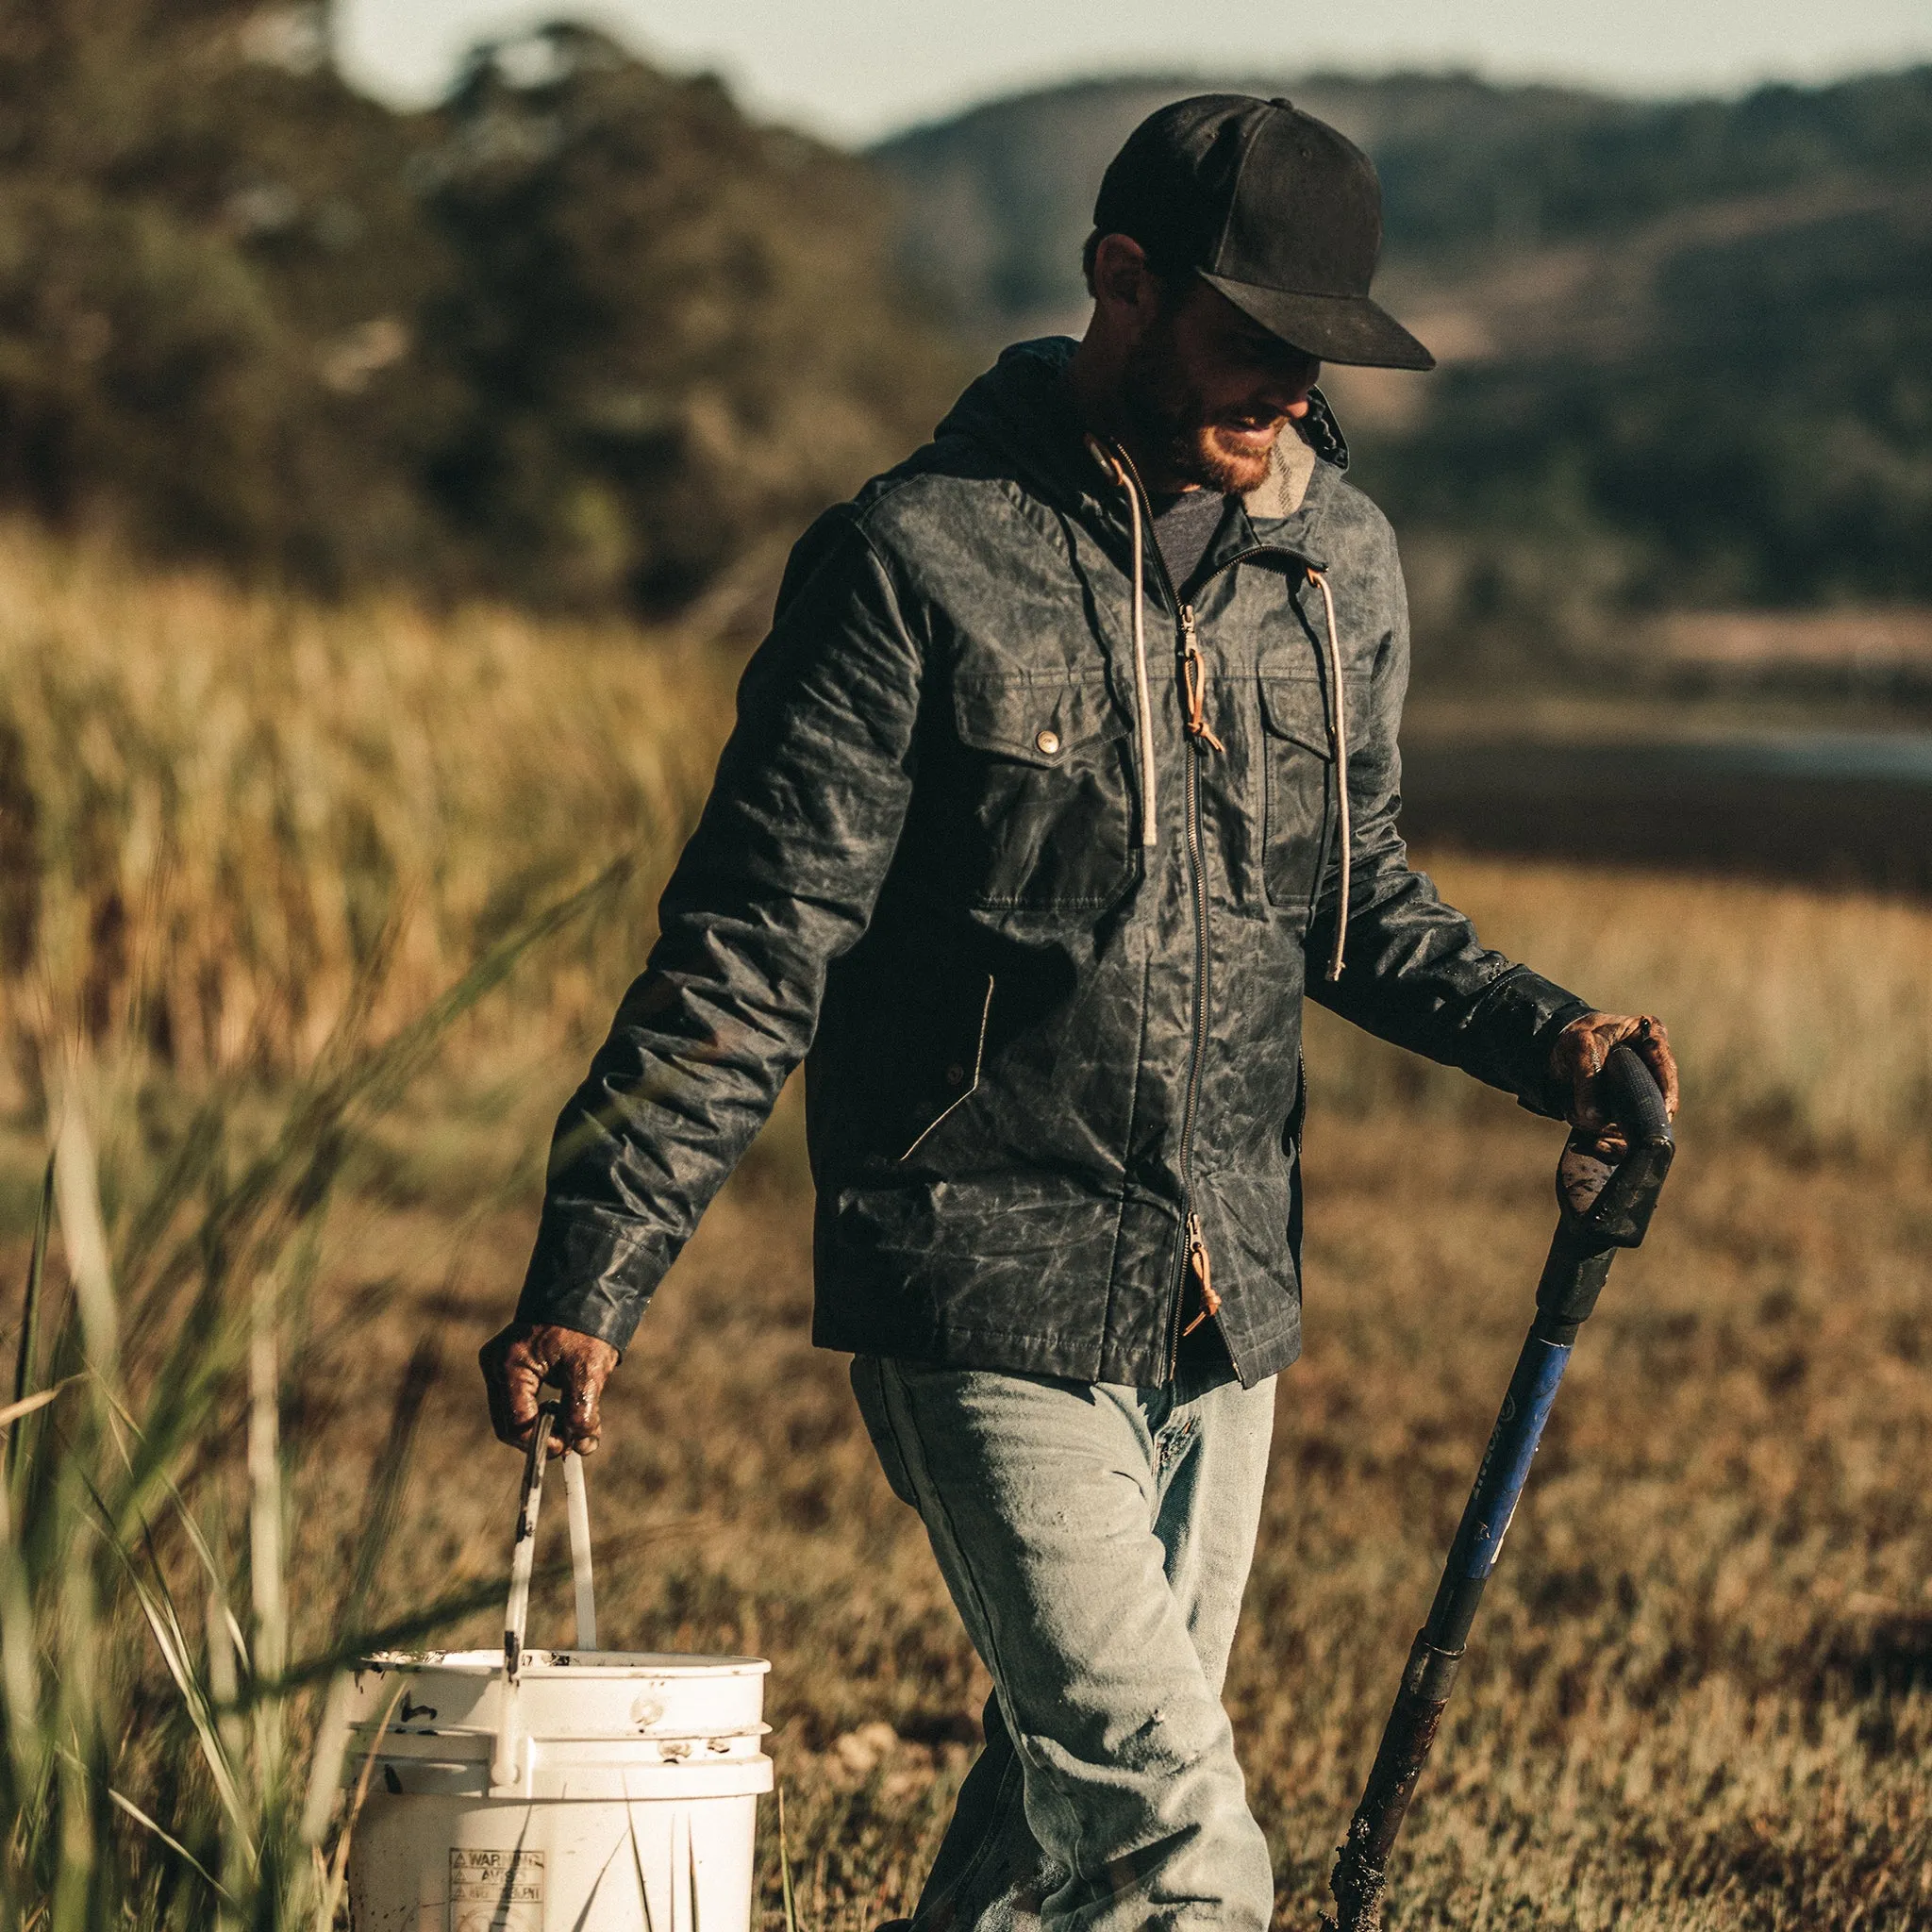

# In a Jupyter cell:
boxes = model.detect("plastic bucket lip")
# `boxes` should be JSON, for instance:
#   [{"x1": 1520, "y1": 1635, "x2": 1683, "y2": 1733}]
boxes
[
  {"x1": 357, "y1": 1648, "x2": 770, "y2": 1676},
  {"x1": 344, "y1": 1650, "x2": 772, "y2": 1752}
]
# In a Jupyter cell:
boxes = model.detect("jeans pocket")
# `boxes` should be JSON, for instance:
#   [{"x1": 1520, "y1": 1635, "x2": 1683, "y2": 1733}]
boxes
[{"x1": 849, "y1": 1356, "x2": 919, "y2": 1507}]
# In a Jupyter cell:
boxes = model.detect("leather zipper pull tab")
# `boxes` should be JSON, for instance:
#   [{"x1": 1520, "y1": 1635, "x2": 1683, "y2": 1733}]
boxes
[
  {"x1": 1179, "y1": 1210, "x2": 1222, "y2": 1337},
  {"x1": 1178, "y1": 608, "x2": 1225, "y2": 754}
]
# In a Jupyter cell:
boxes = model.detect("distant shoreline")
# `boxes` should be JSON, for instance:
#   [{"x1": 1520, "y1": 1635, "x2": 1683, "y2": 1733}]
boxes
[{"x1": 1402, "y1": 732, "x2": 1932, "y2": 893}]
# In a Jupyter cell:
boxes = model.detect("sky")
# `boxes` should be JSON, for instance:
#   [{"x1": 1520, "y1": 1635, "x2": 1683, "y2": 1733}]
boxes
[{"x1": 336, "y1": 0, "x2": 1932, "y2": 144}]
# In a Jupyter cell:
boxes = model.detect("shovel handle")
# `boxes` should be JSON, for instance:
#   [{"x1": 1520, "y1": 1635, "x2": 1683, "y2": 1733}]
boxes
[
  {"x1": 1324, "y1": 1055, "x2": 1676, "y2": 1930},
  {"x1": 1538, "y1": 1044, "x2": 1676, "y2": 1341}
]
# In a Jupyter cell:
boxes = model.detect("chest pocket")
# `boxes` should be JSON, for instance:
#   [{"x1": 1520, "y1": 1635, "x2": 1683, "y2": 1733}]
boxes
[
  {"x1": 950, "y1": 673, "x2": 1137, "y2": 911},
  {"x1": 1257, "y1": 673, "x2": 1336, "y2": 912}
]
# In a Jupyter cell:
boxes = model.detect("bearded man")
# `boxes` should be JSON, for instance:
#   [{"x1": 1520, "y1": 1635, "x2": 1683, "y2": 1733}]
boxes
[{"x1": 481, "y1": 96, "x2": 1677, "y2": 1930}]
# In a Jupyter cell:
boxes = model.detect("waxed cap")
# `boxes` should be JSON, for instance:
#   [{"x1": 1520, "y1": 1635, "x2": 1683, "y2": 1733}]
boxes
[{"x1": 1093, "y1": 94, "x2": 1434, "y2": 371}]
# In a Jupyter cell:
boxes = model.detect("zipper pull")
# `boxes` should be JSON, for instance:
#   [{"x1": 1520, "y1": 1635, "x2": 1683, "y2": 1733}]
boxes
[
  {"x1": 1177, "y1": 608, "x2": 1225, "y2": 754},
  {"x1": 1179, "y1": 1210, "x2": 1222, "y2": 1337}
]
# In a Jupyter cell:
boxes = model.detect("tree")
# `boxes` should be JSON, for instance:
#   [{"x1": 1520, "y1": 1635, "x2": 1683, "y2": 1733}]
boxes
[{"x1": 420, "y1": 24, "x2": 960, "y2": 609}]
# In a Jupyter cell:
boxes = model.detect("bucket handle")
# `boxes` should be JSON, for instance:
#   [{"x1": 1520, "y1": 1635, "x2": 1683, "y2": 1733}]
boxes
[
  {"x1": 504, "y1": 1404, "x2": 598, "y2": 1676},
  {"x1": 494, "y1": 1406, "x2": 598, "y2": 1790}
]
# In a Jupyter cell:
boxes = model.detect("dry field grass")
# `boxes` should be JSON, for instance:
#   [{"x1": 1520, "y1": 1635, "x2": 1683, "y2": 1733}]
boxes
[{"x1": 1, "y1": 532, "x2": 1930, "y2": 1926}]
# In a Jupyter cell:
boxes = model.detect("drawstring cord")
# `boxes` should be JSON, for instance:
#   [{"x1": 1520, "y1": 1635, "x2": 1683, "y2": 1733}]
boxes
[
  {"x1": 1123, "y1": 482, "x2": 1160, "y2": 850},
  {"x1": 1307, "y1": 566, "x2": 1351, "y2": 981},
  {"x1": 1088, "y1": 437, "x2": 1160, "y2": 849}
]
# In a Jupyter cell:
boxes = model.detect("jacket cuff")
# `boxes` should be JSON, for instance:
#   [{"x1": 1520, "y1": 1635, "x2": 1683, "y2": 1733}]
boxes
[
  {"x1": 513, "y1": 1208, "x2": 667, "y2": 1353},
  {"x1": 1454, "y1": 962, "x2": 1592, "y2": 1120},
  {"x1": 1521, "y1": 991, "x2": 1596, "y2": 1121}
]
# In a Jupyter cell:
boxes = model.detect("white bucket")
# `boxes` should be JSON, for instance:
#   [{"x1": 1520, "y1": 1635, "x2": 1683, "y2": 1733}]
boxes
[{"x1": 344, "y1": 1423, "x2": 773, "y2": 1931}]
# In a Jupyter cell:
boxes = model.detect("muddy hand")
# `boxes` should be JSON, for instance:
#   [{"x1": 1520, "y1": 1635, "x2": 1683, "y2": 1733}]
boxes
[
  {"x1": 479, "y1": 1323, "x2": 620, "y2": 1456},
  {"x1": 1552, "y1": 1011, "x2": 1679, "y2": 1155}
]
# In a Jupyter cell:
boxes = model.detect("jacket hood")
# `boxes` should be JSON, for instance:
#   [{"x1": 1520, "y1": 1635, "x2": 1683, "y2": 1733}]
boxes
[{"x1": 933, "y1": 335, "x2": 1340, "y2": 556}]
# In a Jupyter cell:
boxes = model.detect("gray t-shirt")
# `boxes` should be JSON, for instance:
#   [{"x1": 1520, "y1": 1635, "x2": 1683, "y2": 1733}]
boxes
[{"x1": 1150, "y1": 489, "x2": 1231, "y2": 594}]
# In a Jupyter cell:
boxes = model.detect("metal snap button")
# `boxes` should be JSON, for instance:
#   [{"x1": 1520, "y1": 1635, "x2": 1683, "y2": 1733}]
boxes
[
  {"x1": 944, "y1": 1063, "x2": 966, "y2": 1085},
  {"x1": 1035, "y1": 728, "x2": 1061, "y2": 756}
]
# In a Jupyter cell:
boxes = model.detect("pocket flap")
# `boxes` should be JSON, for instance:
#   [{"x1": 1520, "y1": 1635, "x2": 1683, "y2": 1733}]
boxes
[
  {"x1": 1257, "y1": 674, "x2": 1334, "y2": 759},
  {"x1": 953, "y1": 675, "x2": 1129, "y2": 765}
]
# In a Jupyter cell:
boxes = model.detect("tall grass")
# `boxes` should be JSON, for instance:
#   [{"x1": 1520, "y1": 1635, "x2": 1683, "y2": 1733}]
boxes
[
  {"x1": 0, "y1": 887, "x2": 625, "y2": 1928},
  {"x1": 0, "y1": 525, "x2": 732, "y2": 1925},
  {"x1": 1307, "y1": 853, "x2": 1932, "y2": 1153},
  {"x1": 0, "y1": 523, "x2": 730, "y2": 1100}
]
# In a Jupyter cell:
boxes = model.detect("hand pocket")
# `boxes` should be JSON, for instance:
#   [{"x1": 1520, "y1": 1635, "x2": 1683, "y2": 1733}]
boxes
[{"x1": 897, "y1": 973, "x2": 995, "y2": 1164}]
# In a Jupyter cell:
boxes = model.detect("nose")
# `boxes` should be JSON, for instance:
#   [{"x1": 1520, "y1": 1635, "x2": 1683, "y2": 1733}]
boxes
[
  {"x1": 1257, "y1": 364, "x2": 1319, "y2": 420},
  {"x1": 1245, "y1": 387, "x2": 1311, "y2": 426}
]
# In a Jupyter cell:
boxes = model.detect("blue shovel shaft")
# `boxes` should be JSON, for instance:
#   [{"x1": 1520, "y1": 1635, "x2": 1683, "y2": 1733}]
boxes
[
  {"x1": 1324, "y1": 1231, "x2": 1614, "y2": 1932},
  {"x1": 1429, "y1": 1330, "x2": 1573, "y2": 1645},
  {"x1": 1328, "y1": 1324, "x2": 1575, "y2": 1909}
]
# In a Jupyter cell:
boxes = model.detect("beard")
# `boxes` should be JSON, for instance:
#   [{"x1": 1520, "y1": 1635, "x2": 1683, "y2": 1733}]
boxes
[{"x1": 1120, "y1": 315, "x2": 1285, "y2": 494}]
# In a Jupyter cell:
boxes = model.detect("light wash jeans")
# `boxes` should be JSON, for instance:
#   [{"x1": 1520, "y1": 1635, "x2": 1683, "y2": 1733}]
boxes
[{"x1": 850, "y1": 1355, "x2": 1278, "y2": 1930}]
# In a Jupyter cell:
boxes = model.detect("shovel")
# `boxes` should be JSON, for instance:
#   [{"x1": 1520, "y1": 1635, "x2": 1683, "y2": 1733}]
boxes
[{"x1": 1323, "y1": 1042, "x2": 1674, "y2": 1932}]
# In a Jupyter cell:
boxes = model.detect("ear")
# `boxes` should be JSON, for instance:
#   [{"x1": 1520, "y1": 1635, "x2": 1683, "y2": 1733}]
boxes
[{"x1": 1090, "y1": 233, "x2": 1160, "y2": 326}]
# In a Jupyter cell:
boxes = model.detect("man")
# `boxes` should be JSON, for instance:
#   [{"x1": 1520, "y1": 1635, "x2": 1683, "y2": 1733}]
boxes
[{"x1": 482, "y1": 96, "x2": 1677, "y2": 1929}]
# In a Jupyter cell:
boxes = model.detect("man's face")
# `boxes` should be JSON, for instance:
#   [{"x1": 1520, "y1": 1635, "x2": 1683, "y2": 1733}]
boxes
[{"x1": 1119, "y1": 277, "x2": 1321, "y2": 494}]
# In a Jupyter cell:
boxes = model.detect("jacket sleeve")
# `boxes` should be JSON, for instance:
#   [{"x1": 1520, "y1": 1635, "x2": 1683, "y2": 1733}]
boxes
[
  {"x1": 1304, "y1": 528, "x2": 1591, "y2": 1115},
  {"x1": 515, "y1": 508, "x2": 924, "y2": 1348}
]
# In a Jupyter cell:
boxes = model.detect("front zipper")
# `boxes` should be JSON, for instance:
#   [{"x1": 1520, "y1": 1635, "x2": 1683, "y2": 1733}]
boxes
[
  {"x1": 1169, "y1": 600, "x2": 1216, "y2": 1376},
  {"x1": 1108, "y1": 463, "x2": 1213, "y2": 1375},
  {"x1": 1167, "y1": 553, "x2": 1317, "y2": 1381},
  {"x1": 1179, "y1": 1210, "x2": 1221, "y2": 1338},
  {"x1": 1179, "y1": 605, "x2": 1224, "y2": 752}
]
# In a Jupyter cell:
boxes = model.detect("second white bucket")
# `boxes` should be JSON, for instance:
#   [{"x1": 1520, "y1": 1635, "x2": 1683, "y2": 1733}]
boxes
[{"x1": 345, "y1": 1418, "x2": 773, "y2": 1931}]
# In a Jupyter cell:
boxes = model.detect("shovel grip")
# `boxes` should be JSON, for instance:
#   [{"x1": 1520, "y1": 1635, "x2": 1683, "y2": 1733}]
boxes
[
  {"x1": 1599, "y1": 1042, "x2": 1672, "y2": 1149},
  {"x1": 1537, "y1": 1044, "x2": 1676, "y2": 1340}
]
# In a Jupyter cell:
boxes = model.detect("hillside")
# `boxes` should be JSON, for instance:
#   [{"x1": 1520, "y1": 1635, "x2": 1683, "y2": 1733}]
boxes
[
  {"x1": 1, "y1": 13, "x2": 1924, "y2": 649},
  {"x1": 873, "y1": 69, "x2": 1932, "y2": 647},
  {"x1": 871, "y1": 73, "x2": 1631, "y2": 337}
]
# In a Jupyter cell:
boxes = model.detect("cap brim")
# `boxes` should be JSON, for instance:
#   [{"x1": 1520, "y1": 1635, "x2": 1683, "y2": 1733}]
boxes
[{"x1": 1199, "y1": 272, "x2": 1436, "y2": 371}]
